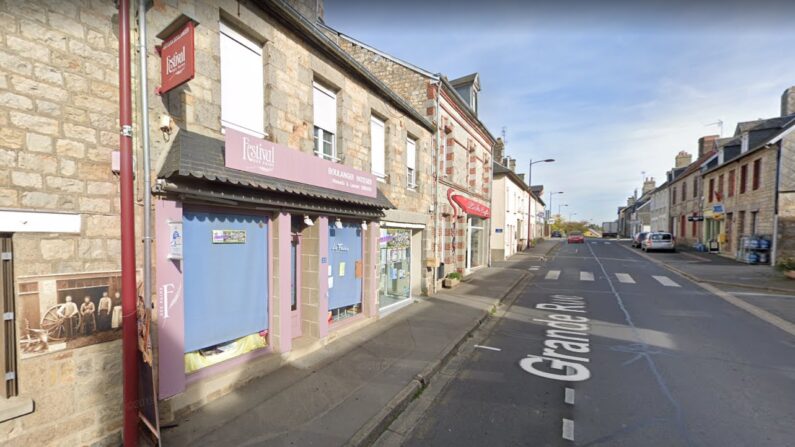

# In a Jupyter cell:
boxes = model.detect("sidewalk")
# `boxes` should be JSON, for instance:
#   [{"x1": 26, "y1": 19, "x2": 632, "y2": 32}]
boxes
[
  {"x1": 653, "y1": 245, "x2": 795, "y2": 294},
  {"x1": 162, "y1": 241, "x2": 559, "y2": 446}
]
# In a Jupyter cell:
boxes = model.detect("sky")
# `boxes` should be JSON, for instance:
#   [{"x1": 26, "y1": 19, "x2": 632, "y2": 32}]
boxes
[{"x1": 324, "y1": 0, "x2": 795, "y2": 224}]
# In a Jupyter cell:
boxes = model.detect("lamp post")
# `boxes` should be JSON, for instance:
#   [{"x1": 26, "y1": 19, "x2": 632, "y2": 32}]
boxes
[
  {"x1": 548, "y1": 191, "x2": 563, "y2": 237},
  {"x1": 526, "y1": 159, "x2": 555, "y2": 248},
  {"x1": 558, "y1": 203, "x2": 568, "y2": 218},
  {"x1": 569, "y1": 212, "x2": 578, "y2": 222}
]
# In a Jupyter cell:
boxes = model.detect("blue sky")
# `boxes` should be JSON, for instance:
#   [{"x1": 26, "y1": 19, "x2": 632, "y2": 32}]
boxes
[{"x1": 325, "y1": 1, "x2": 795, "y2": 224}]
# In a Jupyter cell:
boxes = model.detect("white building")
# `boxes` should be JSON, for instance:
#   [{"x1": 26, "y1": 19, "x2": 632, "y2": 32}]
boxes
[
  {"x1": 529, "y1": 186, "x2": 546, "y2": 240},
  {"x1": 649, "y1": 182, "x2": 670, "y2": 232},
  {"x1": 491, "y1": 161, "x2": 531, "y2": 261}
]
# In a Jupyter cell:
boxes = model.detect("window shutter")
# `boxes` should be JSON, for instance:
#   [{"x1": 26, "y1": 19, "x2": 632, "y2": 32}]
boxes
[
  {"x1": 313, "y1": 82, "x2": 336, "y2": 135},
  {"x1": 220, "y1": 23, "x2": 264, "y2": 136},
  {"x1": 370, "y1": 116, "x2": 385, "y2": 177},
  {"x1": 406, "y1": 138, "x2": 416, "y2": 170}
]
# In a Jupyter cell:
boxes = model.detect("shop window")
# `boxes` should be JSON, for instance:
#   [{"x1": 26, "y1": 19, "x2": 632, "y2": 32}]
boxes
[
  {"x1": 406, "y1": 137, "x2": 417, "y2": 189},
  {"x1": 220, "y1": 22, "x2": 264, "y2": 137},
  {"x1": 313, "y1": 82, "x2": 337, "y2": 161},
  {"x1": 370, "y1": 116, "x2": 386, "y2": 179},
  {"x1": 379, "y1": 228, "x2": 412, "y2": 310},
  {"x1": 467, "y1": 217, "x2": 485, "y2": 270},
  {"x1": 740, "y1": 164, "x2": 748, "y2": 194},
  {"x1": 728, "y1": 170, "x2": 735, "y2": 197},
  {"x1": 182, "y1": 212, "x2": 269, "y2": 366},
  {"x1": 752, "y1": 159, "x2": 761, "y2": 190}
]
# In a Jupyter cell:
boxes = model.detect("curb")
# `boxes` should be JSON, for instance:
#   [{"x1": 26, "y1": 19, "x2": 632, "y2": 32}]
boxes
[
  {"x1": 348, "y1": 268, "x2": 533, "y2": 447},
  {"x1": 619, "y1": 244, "x2": 795, "y2": 294}
]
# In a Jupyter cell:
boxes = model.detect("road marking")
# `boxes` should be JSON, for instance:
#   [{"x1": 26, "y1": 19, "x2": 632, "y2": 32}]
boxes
[
  {"x1": 474, "y1": 345, "x2": 501, "y2": 351},
  {"x1": 615, "y1": 273, "x2": 635, "y2": 284},
  {"x1": 562, "y1": 418, "x2": 574, "y2": 441},
  {"x1": 580, "y1": 271, "x2": 594, "y2": 281},
  {"x1": 545, "y1": 270, "x2": 561, "y2": 280},
  {"x1": 604, "y1": 242, "x2": 612, "y2": 245},
  {"x1": 564, "y1": 387, "x2": 575, "y2": 405},
  {"x1": 653, "y1": 275, "x2": 681, "y2": 287},
  {"x1": 528, "y1": 266, "x2": 540, "y2": 271}
]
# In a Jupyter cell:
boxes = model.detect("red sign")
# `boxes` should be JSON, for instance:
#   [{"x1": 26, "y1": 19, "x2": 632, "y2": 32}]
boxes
[
  {"x1": 224, "y1": 128, "x2": 377, "y2": 198},
  {"x1": 158, "y1": 22, "x2": 195, "y2": 94},
  {"x1": 451, "y1": 194, "x2": 491, "y2": 219}
]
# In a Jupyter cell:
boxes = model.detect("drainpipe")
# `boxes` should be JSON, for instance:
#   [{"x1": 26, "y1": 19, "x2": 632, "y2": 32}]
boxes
[
  {"x1": 432, "y1": 79, "x2": 442, "y2": 289},
  {"x1": 137, "y1": 0, "x2": 153, "y2": 318},
  {"x1": 117, "y1": 0, "x2": 139, "y2": 445}
]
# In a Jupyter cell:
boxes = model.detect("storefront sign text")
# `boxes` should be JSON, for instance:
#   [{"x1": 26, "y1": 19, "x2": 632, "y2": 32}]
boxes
[
  {"x1": 158, "y1": 22, "x2": 195, "y2": 94},
  {"x1": 212, "y1": 229, "x2": 247, "y2": 244},
  {"x1": 450, "y1": 193, "x2": 491, "y2": 219},
  {"x1": 225, "y1": 128, "x2": 377, "y2": 198}
]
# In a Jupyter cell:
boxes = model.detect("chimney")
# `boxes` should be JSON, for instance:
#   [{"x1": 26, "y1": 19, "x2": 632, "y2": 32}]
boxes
[
  {"x1": 493, "y1": 138, "x2": 505, "y2": 165},
  {"x1": 642, "y1": 177, "x2": 656, "y2": 194},
  {"x1": 518, "y1": 173, "x2": 526, "y2": 182},
  {"x1": 627, "y1": 196, "x2": 636, "y2": 206},
  {"x1": 508, "y1": 158, "x2": 516, "y2": 172},
  {"x1": 675, "y1": 151, "x2": 692, "y2": 168},
  {"x1": 782, "y1": 86, "x2": 795, "y2": 116},
  {"x1": 698, "y1": 135, "x2": 719, "y2": 157}
]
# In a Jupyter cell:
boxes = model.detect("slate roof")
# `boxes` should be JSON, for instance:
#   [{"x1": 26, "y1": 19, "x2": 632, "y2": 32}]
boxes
[
  {"x1": 157, "y1": 130, "x2": 393, "y2": 217},
  {"x1": 702, "y1": 113, "x2": 795, "y2": 175}
]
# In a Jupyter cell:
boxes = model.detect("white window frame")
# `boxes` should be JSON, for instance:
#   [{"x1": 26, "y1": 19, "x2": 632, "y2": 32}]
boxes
[
  {"x1": 313, "y1": 81, "x2": 338, "y2": 162},
  {"x1": 370, "y1": 115, "x2": 386, "y2": 179},
  {"x1": 219, "y1": 22, "x2": 264, "y2": 138},
  {"x1": 406, "y1": 137, "x2": 417, "y2": 189}
]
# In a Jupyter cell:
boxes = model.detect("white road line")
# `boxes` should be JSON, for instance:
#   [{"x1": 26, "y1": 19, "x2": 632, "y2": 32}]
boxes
[
  {"x1": 528, "y1": 266, "x2": 540, "y2": 271},
  {"x1": 604, "y1": 242, "x2": 612, "y2": 245},
  {"x1": 474, "y1": 345, "x2": 501, "y2": 351},
  {"x1": 615, "y1": 273, "x2": 635, "y2": 284},
  {"x1": 564, "y1": 387, "x2": 575, "y2": 405},
  {"x1": 580, "y1": 271, "x2": 594, "y2": 281},
  {"x1": 545, "y1": 270, "x2": 561, "y2": 280},
  {"x1": 562, "y1": 418, "x2": 575, "y2": 441},
  {"x1": 653, "y1": 275, "x2": 681, "y2": 287}
]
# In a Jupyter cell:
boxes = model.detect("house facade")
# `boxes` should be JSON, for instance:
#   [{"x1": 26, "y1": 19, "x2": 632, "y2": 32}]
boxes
[
  {"x1": 490, "y1": 158, "x2": 530, "y2": 261},
  {"x1": 649, "y1": 182, "x2": 670, "y2": 232},
  {"x1": 669, "y1": 136, "x2": 718, "y2": 246},
  {"x1": 529, "y1": 186, "x2": 546, "y2": 241},
  {"x1": 323, "y1": 27, "x2": 497, "y2": 283}
]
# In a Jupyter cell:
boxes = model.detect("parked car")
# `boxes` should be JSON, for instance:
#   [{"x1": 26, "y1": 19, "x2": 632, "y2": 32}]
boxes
[
  {"x1": 631, "y1": 232, "x2": 649, "y2": 248},
  {"x1": 643, "y1": 232, "x2": 676, "y2": 252},
  {"x1": 551, "y1": 231, "x2": 562, "y2": 238},
  {"x1": 567, "y1": 231, "x2": 585, "y2": 244}
]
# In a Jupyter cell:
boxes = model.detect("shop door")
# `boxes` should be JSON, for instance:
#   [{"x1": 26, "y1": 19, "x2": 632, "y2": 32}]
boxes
[
  {"x1": 379, "y1": 228, "x2": 411, "y2": 311},
  {"x1": 290, "y1": 231, "x2": 302, "y2": 338},
  {"x1": 328, "y1": 223, "x2": 363, "y2": 321}
]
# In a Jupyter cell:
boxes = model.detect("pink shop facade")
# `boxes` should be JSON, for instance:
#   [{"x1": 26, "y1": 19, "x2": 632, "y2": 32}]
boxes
[{"x1": 153, "y1": 129, "x2": 390, "y2": 410}]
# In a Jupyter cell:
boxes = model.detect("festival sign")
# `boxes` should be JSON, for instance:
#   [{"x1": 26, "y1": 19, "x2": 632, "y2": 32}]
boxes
[
  {"x1": 224, "y1": 128, "x2": 377, "y2": 198},
  {"x1": 158, "y1": 21, "x2": 195, "y2": 94}
]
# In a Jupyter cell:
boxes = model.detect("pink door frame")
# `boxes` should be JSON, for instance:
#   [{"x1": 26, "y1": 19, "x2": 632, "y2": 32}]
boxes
[{"x1": 290, "y1": 231, "x2": 302, "y2": 338}]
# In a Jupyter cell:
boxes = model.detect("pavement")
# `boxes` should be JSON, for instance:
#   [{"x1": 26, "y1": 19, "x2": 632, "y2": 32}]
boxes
[
  {"x1": 161, "y1": 240, "x2": 559, "y2": 446},
  {"x1": 398, "y1": 238, "x2": 795, "y2": 446}
]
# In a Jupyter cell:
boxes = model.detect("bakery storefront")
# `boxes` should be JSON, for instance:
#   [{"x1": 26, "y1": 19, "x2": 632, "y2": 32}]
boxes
[{"x1": 154, "y1": 129, "x2": 391, "y2": 402}]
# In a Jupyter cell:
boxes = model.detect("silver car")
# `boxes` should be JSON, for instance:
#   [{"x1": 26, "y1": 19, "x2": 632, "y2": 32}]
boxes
[{"x1": 643, "y1": 232, "x2": 675, "y2": 252}]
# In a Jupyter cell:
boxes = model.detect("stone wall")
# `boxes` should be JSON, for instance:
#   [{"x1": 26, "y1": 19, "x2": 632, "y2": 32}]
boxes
[
  {"x1": 777, "y1": 136, "x2": 795, "y2": 261},
  {"x1": 0, "y1": 1, "x2": 125, "y2": 445}
]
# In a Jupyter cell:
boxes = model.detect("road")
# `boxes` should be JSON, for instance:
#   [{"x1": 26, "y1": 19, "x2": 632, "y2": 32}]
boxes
[{"x1": 401, "y1": 239, "x2": 795, "y2": 446}]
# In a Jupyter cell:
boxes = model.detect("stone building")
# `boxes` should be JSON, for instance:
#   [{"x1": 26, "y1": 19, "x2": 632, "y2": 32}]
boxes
[
  {"x1": 0, "y1": 0, "x2": 437, "y2": 444},
  {"x1": 700, "y1": 108, "x2": 795, "y2": 263},
  {"x1": 668, "y1": 136, "x2": 718, "y2": 247},
  {"x1": 649, "y1": 181, "x2": 670, "y2": 232},
  {"x1": 320, "y1": 25, "x2": 497, "y2": 283},
  {"x1": 0, "y1": 1, "x2": 126, "y2": 445},
  {"x1": 776, "y1": 87, "x2": 795, "y2": 262}
]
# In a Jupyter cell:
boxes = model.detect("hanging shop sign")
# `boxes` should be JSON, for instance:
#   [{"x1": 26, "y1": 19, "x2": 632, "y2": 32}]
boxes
[
  {"x1": 212, "y1": 229, "x2": 246, "y2": 244},
  {"x1": 157, "y1": 19, "x2": 196, "y2": 95},
  {"x1": 687, "y1": 215, "x2": 704, "y2": 222},
  {"x1": 450, "y1": 193, "x2": 491, "y2": 219},
  {"x1": 224, "y1": 128, "x2": 377, "y2": 198}
]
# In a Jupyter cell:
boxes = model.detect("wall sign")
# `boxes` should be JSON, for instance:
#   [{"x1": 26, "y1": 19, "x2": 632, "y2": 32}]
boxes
[
  {"x1": 212, "y1": 229, "x2": 246, "y2": 244},
  {"x1": 225, "y1": 128, "x2": 377, "y2": 198},
  {"x1": 158, "y1": 21, "x2": 195, "y2": 94},
  {"x1": 168, "y1": 221, "x2": 183, "y2": 260}
]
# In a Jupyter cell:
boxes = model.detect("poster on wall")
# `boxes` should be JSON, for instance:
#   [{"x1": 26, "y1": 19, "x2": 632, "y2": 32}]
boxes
[{"x1": 16, "y1": 271, "x2": 125, "y2": 359}]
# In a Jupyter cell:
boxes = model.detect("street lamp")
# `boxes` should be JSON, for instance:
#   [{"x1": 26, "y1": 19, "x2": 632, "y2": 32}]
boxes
[
  {"x1": 558, "y1": 203, "x2": 568, "y2": 217},
  {"x1": 547, "y1": 191, "x2": 563, "y2": 237},
  {"x1": 526, "y1": 158, "x2": 555, "y2": 248},
  {"x1": 569, "y1": 212, "x2": 578, "y2": 221}
]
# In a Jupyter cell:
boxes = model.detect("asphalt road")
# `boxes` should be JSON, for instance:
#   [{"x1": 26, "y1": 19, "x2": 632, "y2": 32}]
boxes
[{"x1": 402, "y1": 239, "x2": 795, "y2": 446}]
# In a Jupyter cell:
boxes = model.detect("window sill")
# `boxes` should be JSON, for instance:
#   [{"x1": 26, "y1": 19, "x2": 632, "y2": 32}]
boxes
[{"x1": 0, "y1": 397, "x2": 34, "y2": 423}]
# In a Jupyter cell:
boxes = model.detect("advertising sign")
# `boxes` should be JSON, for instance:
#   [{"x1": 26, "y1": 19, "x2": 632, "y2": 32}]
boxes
[
  {"x1": 159, "y1": 21, "x2": 195, "y2": 94},
  {"x1": 224, "y1": 128, "x2": 377, "y2": 198},
  {"x1": 450, "y1": 194, "x2": 491, "y2": 218},
  {"x1": 212, "y1": 229, "x2": 247, "y2": 244}
]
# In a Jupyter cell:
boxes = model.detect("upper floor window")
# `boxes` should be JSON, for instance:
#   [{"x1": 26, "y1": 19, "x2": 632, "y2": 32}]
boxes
[
  {"x1": 313, "y1": 82, "x2": 337, "y2": 161},
  {"x1": 681, "y1": 182, "x2": 687, "y2": 201},
  {"x1": 672, "y1": 187, "x2": 677, "y2": 205},
  {"x1": 406, "y1": 137, "x2": 417, "y2": 189},
  {"x1": 220, "y1": 22, "x2": 264, "y2": 137},
  {"x1": 693, "y1": 177, "x2": 698, "y2": 198},
  {"x1": 708, "y1": 178, "x2": 715, "y2": 202},
  {"x1": 728, "y1": 169, "x2": 736, "y2": 197},
  {"x1": 370, "y1": 116, "x2": 386, "y2": 179},
  {"x1": 740, "y1": 164, "x2": 748, "y2": 194},
  {"x1": 752, "y1": 159, "x2": 762, "y2": 190},
  {"x1": 741, "y1": 133, "x2": 749, "y2": 153},
  {"x1": 718, "y1": 174, "x2": 724, "y2": 197}
]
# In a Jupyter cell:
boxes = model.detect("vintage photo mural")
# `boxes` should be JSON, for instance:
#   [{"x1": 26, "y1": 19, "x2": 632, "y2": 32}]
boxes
[{"x1": 17, "y1": 271, "x2": 124, "y2": 358}]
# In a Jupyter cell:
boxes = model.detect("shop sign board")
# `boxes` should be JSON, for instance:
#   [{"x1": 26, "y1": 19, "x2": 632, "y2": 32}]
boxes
[
  {"x1": 687, "y1": 215, "x2": 705, "y2": 222},
  {"x1": 158, "y1": 21, "x2": 195, "y2": 94},
  {"x1": 450, "y1": 194, "x2": 491, "y2": 218},
  {"x1": 212, "y1": 229, "x2": 246, "y2": 244},
  {"x1": 713, "y1": 204, "x2": 725, "y2": 213},
  {"x1": 225, "y1": 128, "x2": 377, "y2": 198}
]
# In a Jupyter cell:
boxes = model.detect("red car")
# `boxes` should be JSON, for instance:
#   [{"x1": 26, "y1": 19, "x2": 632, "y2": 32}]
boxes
[{"x1": 567, "y1": 231, "x2": 585, "y2": 244}]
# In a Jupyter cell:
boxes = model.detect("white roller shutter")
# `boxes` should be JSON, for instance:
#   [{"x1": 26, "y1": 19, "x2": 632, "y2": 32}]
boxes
[
  {"x1": 406, "y1": 138, "x2": 416, "y2": 171},
  {"x1": 313, "y1": 82, "x2": 337, "y2": 134},
  {"x1": 370, "y1": 116, "x2": 385, "y2": 177},
  {"x1": 220, "y1": 23, "x2": 264, "y2": 136}
]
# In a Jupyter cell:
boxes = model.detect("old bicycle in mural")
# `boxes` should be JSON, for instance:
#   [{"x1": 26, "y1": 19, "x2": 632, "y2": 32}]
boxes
[{"x1": 17, "y1": 271, "x2": 125, "y2": 358}]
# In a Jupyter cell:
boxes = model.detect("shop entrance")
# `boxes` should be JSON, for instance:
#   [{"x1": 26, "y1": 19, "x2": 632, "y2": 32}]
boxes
[
  {"x1": 328, "y1": 222, "x2": 363, "y2": 322},
  {"x1": 467, "y1": 217, "x2": 485, "y2": 271},
  {"x1": 379, "y1": 228, "x2": 411, "y2": 312}
]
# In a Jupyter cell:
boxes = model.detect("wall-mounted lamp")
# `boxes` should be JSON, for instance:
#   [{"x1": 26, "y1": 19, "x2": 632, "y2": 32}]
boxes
[
  {"x1": 303, "y1": 215, "x2": 314, "y2": 227},
  {"x1": 361, "y1": 220, "x2": 368, "y2": 230},
  {"x1": 335, "y1": 218, "x2": 344, "y2": 229},
  {"x1": 159, "y1": 114, "x2": 173, "y2": 141}
]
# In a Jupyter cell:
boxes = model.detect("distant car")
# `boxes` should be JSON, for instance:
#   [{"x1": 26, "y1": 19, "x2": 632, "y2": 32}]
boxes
[
  {"x1": 551, "y1": 231, "x2": 562, "y2": 238},
  {"x1": 631, "y1": 232, "x2": 649, "y2": 248},
  {"x1": 567, "y1": 231, "x2": 585, "y2": 244},
  {"x1": 643, "y1": 232, "x2": 676, "y2": 252}
]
